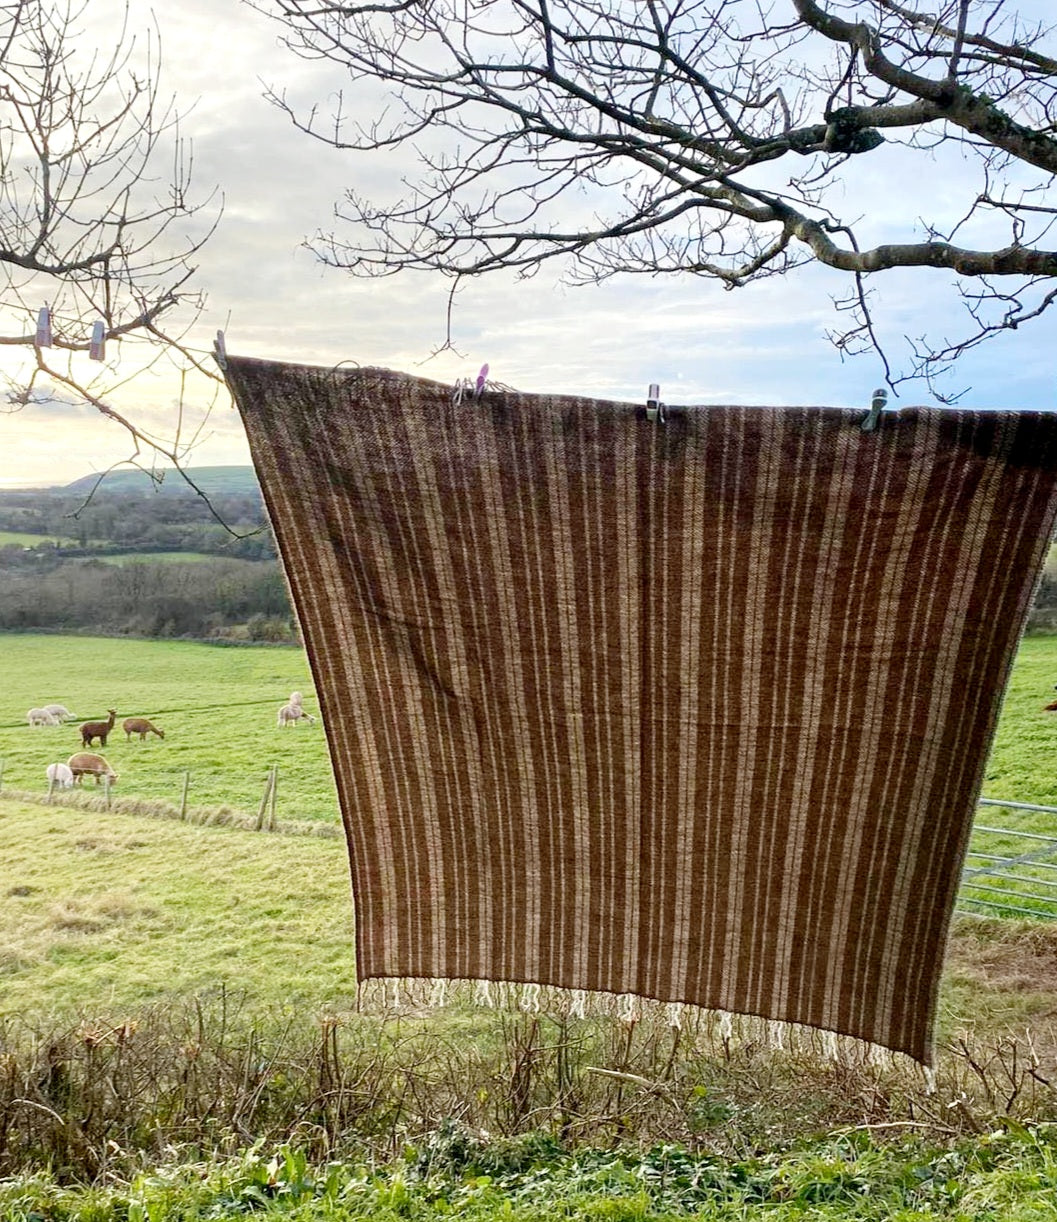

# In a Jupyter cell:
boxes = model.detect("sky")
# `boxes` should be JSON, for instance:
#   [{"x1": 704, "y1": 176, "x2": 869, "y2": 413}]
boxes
[{"x1": 1, "y1": 0, "x2": 1055, "y2": 489}]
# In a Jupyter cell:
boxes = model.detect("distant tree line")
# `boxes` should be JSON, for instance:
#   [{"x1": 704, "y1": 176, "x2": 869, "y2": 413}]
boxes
[
  {"x1": 0, "y1": 555, "x2": 295, "y2": 641},
  {"x1": 0, "y1": 484, "x2": 292, "y2": 640},
  {"x1": 1, "y1": 486, "x2": 1053, "y2": 641},
  {"x1": 0, "y1": 488, "x2": 275, "y2": 561}
]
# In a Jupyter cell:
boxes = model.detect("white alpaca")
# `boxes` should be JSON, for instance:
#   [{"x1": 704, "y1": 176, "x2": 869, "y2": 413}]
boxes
[
  {"x1": 27, "y1": 707, "x2": 59, "y2": 727},
  {"x1": 46, "y1": 762, "x2": 75, "y2": 789},
  {"x1": 277, "y1": 702, "x2": 316, "y2": 727},
  {"x1": 42, "y1": 704, "x2": 76, "y2": 722}
]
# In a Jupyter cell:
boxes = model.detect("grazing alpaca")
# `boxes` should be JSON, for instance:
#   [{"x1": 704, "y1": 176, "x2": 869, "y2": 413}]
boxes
[
  {"x1": 27, "y1": 707, "x2": 59, "y2": 727},
  {"x1": 67, "y1": 752, "x2": 118, "y2": 786},
  {"x1": 46, "y1": 762, "x2": 74, "y2": 789},
  {"x1": 123, "y1": 717, "x2": 165, "y2": 741},
  {"x1": 43, "y1": 704, "x2": 76, "y2": 722},
  {"x1": 80, "y1": 709, "x2": 117, "y2": 747},
  {"x1": 277, "y1": 702, "x2": 316, "y2": 727}
]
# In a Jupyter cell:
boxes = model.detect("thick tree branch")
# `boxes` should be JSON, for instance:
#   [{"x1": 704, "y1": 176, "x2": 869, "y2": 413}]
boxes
[
  {"x1": 263, "y1": 0, "x2": 1057, "y2": 393},
  {"x1": 792, "y1": 0, "x2": 1057, "y2": 173}
]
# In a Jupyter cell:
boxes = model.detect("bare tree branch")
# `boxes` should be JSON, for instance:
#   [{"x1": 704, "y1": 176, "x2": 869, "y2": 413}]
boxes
[
  {"x1": 259, "y1": 0, "x2": 1057, "y2": 390},
  {"x1": 0, "y1": 0, "x2": 223, "y2": 483}
]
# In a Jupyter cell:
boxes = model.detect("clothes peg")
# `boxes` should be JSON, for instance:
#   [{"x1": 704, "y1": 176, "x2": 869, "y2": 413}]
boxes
[
  {"x1": 474, "y1": 363, "x2": 489, "y2": 398},
  {"x1": 646, "y1": 383, "x2": 666, "y2": 424},
  {"x1": 35, "y1": 306, "x2": 52, "y2": 348},
  {"x1": 89, "y1": 321, "x2": 106, "y2": 361},
  {"x1": 860, "y1": 388, "x2": 888, "y2": 432}
]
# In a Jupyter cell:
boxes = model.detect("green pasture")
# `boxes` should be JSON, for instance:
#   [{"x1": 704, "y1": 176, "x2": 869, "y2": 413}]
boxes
[
  {"x1": 0, "y1": 536, "x2": 231, "y2": 562},
  {"x1": 86, "y1": 550, "x2": 242, "y2": 565},
  {"x1": 0, "y1": 529, "x2": 78, "y2": 547},
  {"x1": 0, "y1": 797, "x2": 354, "y2": 1017},
  {"x1": 980, "y1": 633, "x2": 1057, "y2": 807},
  {"x1": 3, "y1": 629, "x2": 1057, "y2": 923},
  {"x1": 961, "y1": 634, "x2": 1057, "y2": 922},
  {"x1": 2, "y1": 780, "x2": 1057, "y2": 1218},
  {"x1": 0, "y1": 634, "x2": 338, "y2": 824}
]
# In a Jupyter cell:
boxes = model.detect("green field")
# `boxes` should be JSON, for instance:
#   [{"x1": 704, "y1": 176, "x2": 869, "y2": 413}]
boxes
[
  {"x1": 87, "y1": 550, "x2": 257, "y2": 565},
  {"x1": 0, "y1": 529, "x2": 78, "y2": 547},
  {"x1": 5, "y1": 1124, "x2": 1057, "y2": 1222},
  {"x1": 3, "y1": 629, "x2": 1057, "y2": 827},
  {"x1": 0, "y1": 634, "x2": 337, "y2": 824},
  {"x1": 4, "y1": 636, "x2": 1057, "y2": 1213},
  {"x1": 980, "y1": 634, "x2": 1057, "y2": 807},
  {"x1": 0, "y1": 535, "x2": 236, "y2": 562},
  {"x1": 0, "y1": 797, "x2": 353, "y2": 1016}
]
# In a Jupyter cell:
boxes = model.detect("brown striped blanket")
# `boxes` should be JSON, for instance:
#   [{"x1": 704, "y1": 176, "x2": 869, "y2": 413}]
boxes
[{"x1": 226, "y1": 356, "x2": 1057, "y2": 1062}]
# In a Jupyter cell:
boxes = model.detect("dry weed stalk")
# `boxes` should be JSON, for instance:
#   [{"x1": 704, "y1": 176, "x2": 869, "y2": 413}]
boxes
[{"x1": 1, "y1": 1001, "x2": 1056, "y2": 1180}]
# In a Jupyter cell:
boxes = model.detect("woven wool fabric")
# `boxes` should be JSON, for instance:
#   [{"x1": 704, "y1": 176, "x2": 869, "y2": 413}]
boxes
[{"x1": 226, "y1": 355, "x2": 1057, "y2": 1063}]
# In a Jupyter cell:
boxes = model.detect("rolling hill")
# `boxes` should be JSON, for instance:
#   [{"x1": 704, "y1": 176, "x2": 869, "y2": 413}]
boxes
[{"x1": 59, "y1": 465, "x2": 260, "y2": 498}]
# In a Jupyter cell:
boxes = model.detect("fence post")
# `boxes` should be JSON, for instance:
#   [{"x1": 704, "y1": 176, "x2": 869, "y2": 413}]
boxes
[
  {"x1": 179, "y1": 770, "x2": 191, "y2": 821},
  {"x1": 255, "y1": 768, "x2": 274, "y2": 831},
  {"x1": 103, "y1": 773, "x2": 111, "y2": 811},
  {"x1": 47, "y1": 777, "x2": 56, "y2": 804},
  {"x1": 268, "y1": 766, "x2": 278, "y2": 831}
]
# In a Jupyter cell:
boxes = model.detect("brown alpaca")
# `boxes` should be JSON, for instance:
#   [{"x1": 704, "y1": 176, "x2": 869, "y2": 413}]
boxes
[
  {"x1": 67, "y1": 752, "x2": 118, "y2": 786},
  {"x1": 123, "y1": 717, "x2": 165, "y2": 741},
  {"x1": 80, "y1": 709, "x2": 117, "y2": 747}
]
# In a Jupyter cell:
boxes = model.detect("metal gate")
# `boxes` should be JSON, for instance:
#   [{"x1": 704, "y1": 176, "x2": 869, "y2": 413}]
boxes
[{"x1": 958, "y1": 798, "x2": 1057, "y2": 920}]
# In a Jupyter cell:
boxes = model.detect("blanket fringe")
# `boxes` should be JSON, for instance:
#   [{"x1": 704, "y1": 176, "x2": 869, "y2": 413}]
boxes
[{"x1": 356, "y1": 976, "x2": 924, "y2": 1072}]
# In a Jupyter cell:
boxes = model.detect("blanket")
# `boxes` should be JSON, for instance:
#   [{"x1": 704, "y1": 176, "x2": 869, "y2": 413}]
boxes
[{"x1": 225, "y1": 355, "x2": 1057, "y2": 1062}]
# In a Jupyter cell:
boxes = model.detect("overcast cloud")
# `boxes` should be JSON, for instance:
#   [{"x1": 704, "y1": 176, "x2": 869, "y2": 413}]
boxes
[{"x1": 1, "y1": 0, "x2": 1055, "y2": 489}]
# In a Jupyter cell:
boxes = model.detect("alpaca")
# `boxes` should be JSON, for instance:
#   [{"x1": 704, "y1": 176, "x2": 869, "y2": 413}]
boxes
[
  {"x1": 43, "y1": 704, "x2": 76, "y2": 722},
  {"x1": 277, "y1": 702, "x2": 316, "y2": 727},
  {"x1": 27, "y1": 707, "x2": 59, "y2": 727},
  {"x1": 123, "y1": 717, "x2": 165, "y2": 741},
  {"x1": 80, "y1": 709, "x2": 117, "y2": 747},
  {"x1": 67, "y1": 752, "x2": 118, "y2": 786},
  {"x1": 46, "y1": 762, "x2": 74, "y2": 789}
]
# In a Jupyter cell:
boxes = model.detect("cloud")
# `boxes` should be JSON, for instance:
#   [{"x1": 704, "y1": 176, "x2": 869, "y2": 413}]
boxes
[{"x1": 3, "y1": 0, "x2": 1056, "y2": 491}]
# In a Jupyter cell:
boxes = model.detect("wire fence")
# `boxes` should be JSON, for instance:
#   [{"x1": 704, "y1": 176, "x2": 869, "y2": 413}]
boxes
[{"x1": 959, "y1": 798, "x2": 1057, "y2": 921}]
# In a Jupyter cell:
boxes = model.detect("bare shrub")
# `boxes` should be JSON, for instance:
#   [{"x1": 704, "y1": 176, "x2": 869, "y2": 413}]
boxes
[{"x1": 2, "y1": 996, "x2": 1056, "y2": 1181}]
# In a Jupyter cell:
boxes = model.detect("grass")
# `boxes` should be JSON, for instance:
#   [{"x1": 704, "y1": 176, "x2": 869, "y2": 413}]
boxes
[
  {"x1": 4, "y1": 629, "x2": 1057, "y2": 831},
  {"x1": 3, "y1": 628, "x2": 1057, "y2": 920},
  {"x1": 981, "y1": 634, "x2": 1057, "y2": 808},
  {"x1": 3, "y1": 634, "x2": 1057, "y2": 1214},
  {"x1": 3, "y1": 767, "x2": 1057, "y2": 1205},
  {"x1": 0, "y1": 633, "x2": 338, "y2": 824},
  {"x1": 6, "y1": 629, "x2": 1057, "y2": 911},
  {"x1": 2, "y1": 781, "x2": 1057, "y2": 1040},
  {"x1": 952, "y1": 633, "x2": 1057, "y2": 919},
  {"x1": 0, "y1": 797, "x2": 354, "y2": 1016},
  {"x1": 0, "y1": 529, "x2": 79, "y2": 547},
  {"x1": 84, "y1": 551, "x2": 253, "y2": 565}
]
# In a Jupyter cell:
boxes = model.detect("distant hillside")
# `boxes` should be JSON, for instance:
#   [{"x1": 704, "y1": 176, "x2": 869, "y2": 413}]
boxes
[{"x1": 59, "y1": 466, "x2": 260, "y2": 498}]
